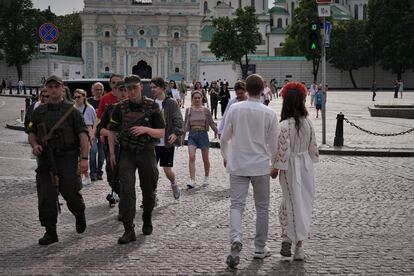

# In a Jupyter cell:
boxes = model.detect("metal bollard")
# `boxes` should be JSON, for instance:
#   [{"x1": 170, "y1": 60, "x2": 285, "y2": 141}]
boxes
[{"x1": 334, "y1": 112, "x2": 344, "y2": 147}]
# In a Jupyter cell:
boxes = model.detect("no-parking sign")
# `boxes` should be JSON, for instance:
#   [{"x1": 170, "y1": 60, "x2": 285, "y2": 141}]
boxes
[{"x1": 38, "y1": 23, "x2": 59, "y2": 43}]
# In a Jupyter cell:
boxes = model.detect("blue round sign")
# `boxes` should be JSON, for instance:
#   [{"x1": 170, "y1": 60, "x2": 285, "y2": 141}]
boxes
[{"x1": 39, "y1": 23, "x2": 59, "y2": 43}]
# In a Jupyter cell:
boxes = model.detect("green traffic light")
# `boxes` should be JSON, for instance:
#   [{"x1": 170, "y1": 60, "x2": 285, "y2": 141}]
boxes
[
  {"x1": 311, "y1": 24, "x2": 317, "y2": 30},
  {"x1": 311, "y1": 43, "x2": 317, "y2": 50}
]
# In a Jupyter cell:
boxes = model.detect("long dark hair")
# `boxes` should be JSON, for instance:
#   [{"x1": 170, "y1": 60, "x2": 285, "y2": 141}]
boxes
[{"x1": 280, "y1": 82, "x2": 308, "y2": 132}]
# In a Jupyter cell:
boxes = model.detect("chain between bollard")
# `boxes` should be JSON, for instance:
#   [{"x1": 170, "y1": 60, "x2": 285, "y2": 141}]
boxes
[{"x1": 343, "y1": 117, "x2": 414, "y2": 137}]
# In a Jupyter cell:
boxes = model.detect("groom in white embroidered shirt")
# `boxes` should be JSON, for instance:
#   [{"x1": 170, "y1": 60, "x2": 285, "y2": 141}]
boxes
[{"x1": 220, "y1": 74, "x2": 279, "y2": 268}]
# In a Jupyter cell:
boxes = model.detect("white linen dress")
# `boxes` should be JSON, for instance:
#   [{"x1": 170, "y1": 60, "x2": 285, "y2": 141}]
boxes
[{"x1": 275, "y1": 117, "x2": 319, "y2": 243}]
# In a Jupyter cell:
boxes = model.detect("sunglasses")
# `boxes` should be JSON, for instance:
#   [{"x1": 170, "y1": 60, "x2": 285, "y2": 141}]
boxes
[{"x1": 74, "y1": 96, "x2": 82, "y2": 99}]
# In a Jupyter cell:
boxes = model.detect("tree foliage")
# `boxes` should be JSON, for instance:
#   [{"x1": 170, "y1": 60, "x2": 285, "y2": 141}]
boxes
[
  {"x1": 55, "y1": 13, "x2": 82, "y2": 57},
  {"x1": 281, "y1": 0, "x2": 323, "y2": 82},
  {"x1": 368, "y1": 0, "x2": 414, "y2": 80},
  {"x1": 209, "y1": 6, "x2": 259, "y2": 79},
  {"x1": 328, "y1": 20, "x2": 371, "y2": 88},
  {"x1": 0, "y1": 0, "x2": 39, "y2": 80}
]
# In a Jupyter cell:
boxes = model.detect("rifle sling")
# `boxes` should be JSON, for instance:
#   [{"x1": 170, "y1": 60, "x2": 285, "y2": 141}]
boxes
[{"x1": 44, "y1": 106, "x2": 75, "y2": 142}]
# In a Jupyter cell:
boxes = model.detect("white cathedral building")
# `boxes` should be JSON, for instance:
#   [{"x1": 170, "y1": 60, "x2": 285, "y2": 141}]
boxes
[{"x1": 80, "y1": 0, "x2": 368, "y2": 82}]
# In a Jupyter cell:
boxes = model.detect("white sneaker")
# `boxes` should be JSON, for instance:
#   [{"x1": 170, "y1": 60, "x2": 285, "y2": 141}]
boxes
[
  {"x1": 253, "y1": 246, "x2": 271, "y2": 259},
  {"x1": 293, "y1": 246, "x2": 305, "y2": 261},
  {"x1": 202, "y1": 176, "x2": 209, "y2": 187},
  {"x1": 186, "y1": 179, "x2": 195, "y2": 189},
  {"x1": 82, "y1": 175, "x2": 91, "y2": 186}
]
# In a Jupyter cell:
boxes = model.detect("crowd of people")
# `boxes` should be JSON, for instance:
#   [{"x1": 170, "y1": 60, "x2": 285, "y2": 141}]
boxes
[{"x1": 25, "y1": 73, "x2": 319, "y2": 268}]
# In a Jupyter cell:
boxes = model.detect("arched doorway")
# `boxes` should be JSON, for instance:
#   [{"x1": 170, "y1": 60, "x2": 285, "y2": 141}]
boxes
[{"x1": 132, "y1": 60, "x2": 152, "y2": 79}]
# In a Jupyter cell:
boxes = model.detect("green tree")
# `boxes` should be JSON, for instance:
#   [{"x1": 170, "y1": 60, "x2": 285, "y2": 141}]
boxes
[
  {"x1": 209, "y1": 6, "x2": 259, "y2": 79},
  {"x1": 328, "y1": 20, "x2": 371, "y2": 88},
  {"x1": 368, "y1": 0, "x2": 414, "y2": 80},
  {"x1": 55, "y1": 13, "x2": 82, "y2": 57},
  {"x1": 0, "y1": 0, "x2": 39, "y2": 80},
  {"x1": 281, "y1": 0, "x2": 323, "y2": 82}
]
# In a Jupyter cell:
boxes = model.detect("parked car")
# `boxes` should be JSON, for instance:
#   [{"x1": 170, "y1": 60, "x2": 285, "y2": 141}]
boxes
[{"x1": 63, "y1": 78, "x2": 152, "y2": 98}]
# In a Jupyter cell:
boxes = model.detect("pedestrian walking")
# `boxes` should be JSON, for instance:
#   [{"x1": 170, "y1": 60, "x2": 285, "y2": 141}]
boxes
[
  {"x1": 179, "y1": 78, "x2": 187, "y2": 107},
  {"x1": 274, "y1": 82, "x2": 319, "y2": 261},
  {"x1": 219, "y1": 83, "x2": 231, "y2": 115},
  {"x1": 393, "y1": 80, "x2": 399, "y2": 99},
  {"x1": 261, "y1": 81, "x2": 272, "y2": 106},
  {"x1": 96, "y1": 80, "x2": 128, "y2": 214},
  {"x1": 169, "y1": 80, "x2": 181, "y2": 107},
  {"x1": 269, "y1": 79, "x2": 278, "y2": 99},
  {"x1": 88, "y1": 82, "x2": 105, "y2": 182},
  {"x1": 220, "y1": 74, "x2": 279, "y2": 268},
  {"x1": 209, "y1": 81, "x2": 220, "y2": 119},
  {"x1": 150, "y1": 77, "x2": 184, "y2": 200},
  {"x1": 315, "y1": 86, "x2": 323, "y2": 118},
  {"x1": 399, "y1": 79, "x2": 403, "y2": 99},
  {"x1": 108, "y1": 75, "x2": 165, "y2": 243},
  {"x1": 371, "y1": 81, "x2": 377, "y2": 101},
  {"x1": 309, "y1": 81, "x2": 317, "y2": 107},
  {"x1": 74, "y1": 89, "x2": 96, "y2": 186},
  {"x1": 194, "y1": 80, "x2": 209, "y2": 108},
  {"x1": 183, "y1": 91, "x2": 218, "y2": 189},
  {"x1": 218, "y1": 80, "x2": 248, "y2": 137},
  {"x1": 26, "y1": 75, "x2": 89, "y2": 245}
]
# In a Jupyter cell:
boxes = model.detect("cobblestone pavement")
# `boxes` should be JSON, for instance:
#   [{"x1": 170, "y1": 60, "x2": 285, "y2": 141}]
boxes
[{"x1": 0, "y1": 95, "x2": 413, "y2": 275}]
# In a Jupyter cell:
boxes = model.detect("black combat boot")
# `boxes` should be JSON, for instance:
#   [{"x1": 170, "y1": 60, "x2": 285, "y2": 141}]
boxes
[
  {"x1": 38, "y1": 225, "x2": 58, "y2": 245},
  {"x1": 142, "y1": 212, "x2": 153, "y2": 236},
  {"x1": 75, "y1": 214, "x2": 87, "y2": 233},
  {"x1": 118, "y1": 224, "x2": 136, "y2": 244}
]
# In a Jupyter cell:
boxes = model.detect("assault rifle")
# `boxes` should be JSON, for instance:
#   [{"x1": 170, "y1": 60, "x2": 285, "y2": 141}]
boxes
[{"x1": 37, "y1": 122, "x2": 62, "y2": 214}]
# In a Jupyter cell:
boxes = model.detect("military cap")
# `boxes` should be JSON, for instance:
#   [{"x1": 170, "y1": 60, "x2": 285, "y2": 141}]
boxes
[
  {"x1": 124, "y1": 75, "x2": 141, "y2": 87},
  {"x1": 45, "y1": 75, "x2": 63, "y2": 85},
  {"x1": 114, "y1": 80, "x2": 125, "y2": 88}
]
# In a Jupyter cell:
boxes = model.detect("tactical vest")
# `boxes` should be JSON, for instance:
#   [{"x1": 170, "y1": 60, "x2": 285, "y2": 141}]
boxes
[
  {"x1": 36, "y1": 102, "x2": 79, "y2": 153},
  {"x1": 118, "y1": 98, "x2": 159, "y2": 152}
]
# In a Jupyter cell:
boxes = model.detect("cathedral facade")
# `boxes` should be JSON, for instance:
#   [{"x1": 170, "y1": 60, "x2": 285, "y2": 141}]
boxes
[{"x1": 80, "y1": 0, "x2": 367, "y2": 81}]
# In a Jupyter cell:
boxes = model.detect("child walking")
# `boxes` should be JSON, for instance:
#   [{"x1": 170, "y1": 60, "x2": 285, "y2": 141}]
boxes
[{"x1": 272, "y1": 82, "x2": 319, "y2": 261}]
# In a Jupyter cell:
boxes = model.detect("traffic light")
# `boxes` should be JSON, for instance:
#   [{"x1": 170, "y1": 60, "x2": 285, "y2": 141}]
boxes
[{"x1": 309, "y1": 23, "x2": 320, "y2": 51}]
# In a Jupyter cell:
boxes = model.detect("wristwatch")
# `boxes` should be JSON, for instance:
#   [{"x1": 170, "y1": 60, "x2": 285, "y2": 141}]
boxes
[{"x1": 81, "y1": 157, "x2": 89, "y2": 160}]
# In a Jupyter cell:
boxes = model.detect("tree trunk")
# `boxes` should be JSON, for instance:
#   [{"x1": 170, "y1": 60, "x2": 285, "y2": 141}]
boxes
[
  {"x1": 312, "y1": 58, "x2": 320, "y2": 82},
  {"x1": 16, "y1": 63, "x2": 23, "y2": 81},
  {"x1": 349, "y1": 69, "x2": 357, "y2": 89}
]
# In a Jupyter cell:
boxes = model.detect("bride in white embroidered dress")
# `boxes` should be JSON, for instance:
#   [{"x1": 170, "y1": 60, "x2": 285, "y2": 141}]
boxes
[{"x1": 273, "y1": 82, "x2": 319, "y2": 261}]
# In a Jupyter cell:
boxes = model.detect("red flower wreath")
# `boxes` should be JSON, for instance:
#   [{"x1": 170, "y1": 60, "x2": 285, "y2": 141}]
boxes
[{"x1": 280, "y1": 82, "x2": 308, "y2": 99}]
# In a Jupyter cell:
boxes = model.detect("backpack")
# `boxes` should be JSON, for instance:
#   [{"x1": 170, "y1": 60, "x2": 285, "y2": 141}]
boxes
[{"x1": 315, "y1": 92, "x2": 323, "y2": 106}]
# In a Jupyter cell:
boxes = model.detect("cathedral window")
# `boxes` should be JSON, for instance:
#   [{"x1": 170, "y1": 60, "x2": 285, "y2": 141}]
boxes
[
  {"x1": 130, "y1": 38, "x2": 134, "y2": 47},
  {"x1": 277, "y1": 18, "x2": 282, "y2": 28},
  {"x1": 139, "y1": 29, "x2": 145, "y2": 35},
  {"x1": 104, "y1": 31, "x2": 110, "y2": 37},
  {"x1": 354, "y1": 4, "x2": 358, "y2": 19},
  {"x1": 251, "y1": 0, "x2": 254, "y2": 7},
  {"x1": 363, "y1": 4, "x2": 367, "y2": 20},
  {"x1": 203, "y1": 1, "x2": 208, "y2": 14},
  {"x1": 238, "y1": 0, "x2": 241, "y2": 9},
  {"x1": 174, "y1": 32, "x2": 180, "y2": 39},
  {"x1": 105, "y1": 67, "x2": 110, "y2": 72}
]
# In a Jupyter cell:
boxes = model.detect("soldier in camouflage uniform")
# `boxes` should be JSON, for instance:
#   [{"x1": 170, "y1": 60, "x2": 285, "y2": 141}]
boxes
[
  {"x1": 27, "y1": 75, "x2": 90, "y2": 245},
  {"x1": 108, "y1": 75, "x2": 165, "y2": 244}
]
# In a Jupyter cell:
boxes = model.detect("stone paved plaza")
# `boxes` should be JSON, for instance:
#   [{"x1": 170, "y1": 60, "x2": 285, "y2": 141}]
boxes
[{"x1": 0, "y1": 92, "x2": 413, "y2": 275}]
